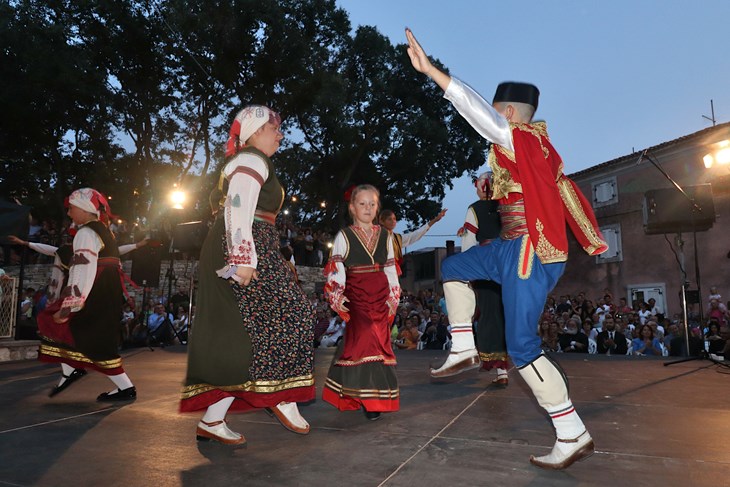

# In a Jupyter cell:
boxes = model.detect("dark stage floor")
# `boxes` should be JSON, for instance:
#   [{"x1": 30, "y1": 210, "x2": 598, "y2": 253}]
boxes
[{"x1": 0, "y1": 346, "x2": 728, "y2": 487}]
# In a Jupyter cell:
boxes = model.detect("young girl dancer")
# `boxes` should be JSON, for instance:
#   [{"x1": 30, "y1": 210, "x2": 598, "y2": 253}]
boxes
[{"x1": 323, "y1": 185, "x2": 401, "y2": 421}]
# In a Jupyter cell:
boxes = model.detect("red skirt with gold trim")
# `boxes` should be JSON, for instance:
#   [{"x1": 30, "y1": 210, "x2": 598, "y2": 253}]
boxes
[{"x1": 322, "y1": 270, "x2": 399, "y2": 412}]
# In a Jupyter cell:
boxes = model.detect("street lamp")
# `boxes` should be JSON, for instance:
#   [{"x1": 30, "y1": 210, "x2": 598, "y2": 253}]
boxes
[{"x1": 702, "y1": 139, "x2": 730, "y2": 168}]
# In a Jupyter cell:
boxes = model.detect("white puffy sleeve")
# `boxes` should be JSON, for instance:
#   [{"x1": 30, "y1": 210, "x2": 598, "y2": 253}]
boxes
[
  {"x1": 28, "y1": 242, "x2": 58, "y2": 256},
  {"x1": 324, "y1": 230, "x2": 349, "y2": 321},
  {"x1": 400, "y1": 222, "x2": 431, "y2": 249},
  {"x1": 460, "y1": 206, "x2": 479, "y2": 252},
  {"x1": 222, "y1": 153, "x2": 269, "y2": 269},
  {"x1": 61, "y1": 226, "x2": 103, "y2": 313},
  {"x1": 384, "y1": 232, "x2": 401, "y2": 317},
  {"x1": 444, "y1": 77, "x2": 514, "y2": 151}
]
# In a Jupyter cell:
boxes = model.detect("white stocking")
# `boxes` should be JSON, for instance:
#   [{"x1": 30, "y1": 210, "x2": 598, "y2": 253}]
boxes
[
  {"x1": 108, "y1": 373, "x2": 134, "y2": 392},
  {"x1": 202, "y1": 397, "x2": 235, "y2": 423}
]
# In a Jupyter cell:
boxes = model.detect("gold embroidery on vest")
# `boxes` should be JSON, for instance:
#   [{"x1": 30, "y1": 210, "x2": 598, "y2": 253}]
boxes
[
  {"x1": 488, "y1": 148, "x2": 522, "y2": 200},
  {"x1": 535, "y1": 219, "x2": 568, "y2": 263},
  {"x1": 557, "y1": 178, "x2": 607, "y2": 255}
]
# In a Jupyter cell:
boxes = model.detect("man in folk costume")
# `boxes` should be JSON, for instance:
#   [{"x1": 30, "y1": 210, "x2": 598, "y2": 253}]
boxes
[
  {"x1": 406, "y1": 29, "x2": 607, "y2": 470},
  {"x1": 458, "y1": 172, "x2": 509, "y2": 389},
  {"x1": 37, "y1": 188, "x2": 137, "y2": 401}
]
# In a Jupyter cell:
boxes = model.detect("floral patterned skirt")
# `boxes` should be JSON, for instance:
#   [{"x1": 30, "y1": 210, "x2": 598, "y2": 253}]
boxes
[{"x1": 180, "y1": 218, "x2": 314, "y2": 413}]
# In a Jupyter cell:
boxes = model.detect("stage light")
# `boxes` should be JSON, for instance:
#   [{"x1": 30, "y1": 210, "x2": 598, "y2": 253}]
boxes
[
  {"x1": 291, "y1": 196, "x2": 298, "y2": 202},
  {"x1": 170, "y1": 189, "x2": 186, "y2": 209},
  {"x1": 320, "y1": 201, "x2": 326, "y2": 208},
  {"x1": 703, "y1": 139, "x2": 730, "y2": 168},
  {"x1": 327, "y1": 242, "x2": 333, "y2": 249},
  {"x1": 284, "y1": 209, "x2": 290, "y2": 215}
]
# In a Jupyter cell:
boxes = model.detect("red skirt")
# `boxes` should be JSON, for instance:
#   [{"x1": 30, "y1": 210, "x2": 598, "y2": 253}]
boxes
[{"x1": 322, "y1": 270, "x2": 399, "y2": 413}]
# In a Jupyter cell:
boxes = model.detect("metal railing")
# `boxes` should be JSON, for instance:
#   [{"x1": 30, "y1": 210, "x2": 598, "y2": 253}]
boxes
[{"x1": 0, "y1": 277, "x2": 18, "y2": 338}]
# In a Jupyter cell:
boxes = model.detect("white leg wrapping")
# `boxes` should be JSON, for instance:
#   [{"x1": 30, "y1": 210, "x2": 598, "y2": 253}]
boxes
[
  {"x1": 518, "y1": 354, "x2": 594, "y2": 470},
  {"x1": 443, "y1": 281, "x2": 475, "y2": 324},
  {"x1": 496, "y1": 368, "x2": 508, "y2": 380},
  {"x1": 517, "y1": 354, "x2": 585, "y2": 439}
]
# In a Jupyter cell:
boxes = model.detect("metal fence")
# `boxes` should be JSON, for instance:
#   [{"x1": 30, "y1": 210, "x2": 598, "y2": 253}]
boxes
[{"x1": 0, "y1": 277, "x2": 18, "y2": 338}]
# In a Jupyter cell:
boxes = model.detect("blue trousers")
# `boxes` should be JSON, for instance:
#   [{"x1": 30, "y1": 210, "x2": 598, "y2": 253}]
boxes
[{"x1": 441, "y1": 237, "x2": 565, "y2": 367}]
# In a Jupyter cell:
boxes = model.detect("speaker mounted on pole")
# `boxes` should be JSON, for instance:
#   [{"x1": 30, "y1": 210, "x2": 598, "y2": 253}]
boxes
[
  {"x1": 172, "y1": 221, "x2": 207, "y2": 257},
  {"x1": 642, "y1": 184, "x2": 715, "y2": 235}
]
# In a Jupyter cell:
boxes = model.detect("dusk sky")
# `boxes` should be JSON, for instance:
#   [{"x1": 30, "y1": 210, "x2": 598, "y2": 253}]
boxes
[{"x1": 335, "y1": 0, "x2": 730, "y2": 250}]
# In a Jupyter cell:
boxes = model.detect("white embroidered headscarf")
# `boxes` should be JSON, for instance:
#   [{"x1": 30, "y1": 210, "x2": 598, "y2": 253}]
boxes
[
  {"x1": 225, "y1": 105, "x2": 281, "y2": 158},
  {"x1": 66, "y1": 188, "x2": 112, "y2": 223}
]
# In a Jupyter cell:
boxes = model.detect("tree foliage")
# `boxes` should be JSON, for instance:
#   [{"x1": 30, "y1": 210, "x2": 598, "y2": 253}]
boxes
[{"x1": 0, "y1": 0, "x2": 488, "y2": 233}]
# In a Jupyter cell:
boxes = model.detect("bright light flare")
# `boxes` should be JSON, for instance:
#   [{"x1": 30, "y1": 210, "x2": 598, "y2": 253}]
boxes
[
  {"x1": 704, "y1": 139, "x2": 730, "y2": 168},
  {"x1": 716, "y1": 147, "x2": 730, "y2": 165},
  {"x1": 170, "y1": 189, "x2": 186, "y2": 209}
]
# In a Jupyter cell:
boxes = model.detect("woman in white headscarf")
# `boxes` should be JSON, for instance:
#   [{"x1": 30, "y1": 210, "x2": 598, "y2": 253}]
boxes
[
  {"x1": 37, "y1": 188, "x2": 137, "y2": 401},
  {"x1": 180, "y1": 105, "x2": 314, "y2": 446}
]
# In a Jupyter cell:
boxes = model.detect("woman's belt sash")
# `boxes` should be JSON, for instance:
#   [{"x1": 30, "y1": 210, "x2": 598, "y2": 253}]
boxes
[
  {"x1": 347, "y1": 264, "x2": 385, "y2": 275},
  {"x1": 254, "y1": 209, "x2": 276, "y2": 225}
]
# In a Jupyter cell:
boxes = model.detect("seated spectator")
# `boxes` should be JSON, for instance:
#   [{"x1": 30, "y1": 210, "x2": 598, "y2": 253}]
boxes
[
  {"x1": 319, "y1": 314, "x2": 346, "y2": 348},
  {"x1": 664, "y1": 323, "x2": 679, "y2": 349},
  {"x1": 705, "y1": 321, "x2": 726, "y2": 354},
  {"x1": 708, "y1": 298, "x2": 728, "y2": 331},
  {"x1": 313, "y1": 309, "x2": 332, "y2": 347},
  {"x1": 632, "y1": 324, "x2": 662, "y2": 356},
  {"x1": 668, "y1": 326, "x2": 704, "y2": 357},
  {"x1": 541, "y1": 320, "x2": 560, "y2": 352},
  {"x1": 637, "y1": 302, "x2": 651, "y2": 325},
  {"x1": 580, "y1": 299, "x2": 596, "y2": 323},
  {"x1": 615, "y1": 297, "x2": 633, "y2": 319},
  {"x1": 172, "y1": 305, "x2": 190, "y2": 344},
  {"x1": 579, "y1": 316, "x2": 598, "y2": 341},
  {"x1": 120, "y1": 303, "x2": 136, "y2": 345},
  {"x1": 648, "y1": 297, "x2": 664, "y2": 322},
  {"x1": 147, "y1": 303, "x2": 174, "y2": 345},
  {"x1": 555, "y1": 295, "x2": 572, "y2": 314},
  {"x1": 646, "y1": 319, "x2": 664, "y2": 337},
  {"x1": 596, "y1": 316, "x2": 628, "y2": 355},
  {"x1": 396, "y1": 316, "x2": 421, "y2": 350},
  {"x1": 420, "y1": 315, "x2": 450, "y2": 350},
  {"x1": 558, "y1": 317, "x2": 588, "y2": 353}
]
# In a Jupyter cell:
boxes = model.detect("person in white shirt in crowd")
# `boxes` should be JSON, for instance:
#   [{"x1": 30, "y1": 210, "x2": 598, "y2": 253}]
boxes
[{"x1": 319, "y1": 315, "x2": 346, "y2": 348}]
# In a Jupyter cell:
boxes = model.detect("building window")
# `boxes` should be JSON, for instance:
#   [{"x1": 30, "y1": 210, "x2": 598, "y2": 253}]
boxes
[
  {"x1": 596, "y1": 224, "x2": 622, "y2": 263},
  {"x1": 592, "y1": 177, "x2": 618, "y2": 208}
]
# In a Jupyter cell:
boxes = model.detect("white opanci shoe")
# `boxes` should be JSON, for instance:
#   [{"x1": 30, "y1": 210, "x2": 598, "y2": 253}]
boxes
[
  {"x1": 266, "y1": 401, "x2": 310, "y2": 434},
  {"x1": 430, "y1": 349, "x2": 480, "y2": 378},
  {"x1": 196, "y1": 419, "x2": 246, "y2": 445},
  {"x1": 529, "y1": 430, "x2": 594, "y2": 470}
]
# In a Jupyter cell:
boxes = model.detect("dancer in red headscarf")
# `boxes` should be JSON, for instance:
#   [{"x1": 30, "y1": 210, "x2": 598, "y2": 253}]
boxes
[
  {"x1": 37, "y1": 188, "x2": 137, "y2": 402},
  {"x1": 180, "y1": 105, "x2": 314, "y2": 446}
]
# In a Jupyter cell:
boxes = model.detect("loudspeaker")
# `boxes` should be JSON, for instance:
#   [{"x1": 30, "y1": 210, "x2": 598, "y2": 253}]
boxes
[
  {"x1": 684, "y1": 290, "x2": 700, "y2": 305},
  {"x1": 172, "y1": 221, "x2": 207, "y2": 254},
  {"x1": 643, "y1": 184, "x2": 715, "y2": 235},
  {"x1": 131, "y1": 245, "x2": 163, "y2": 287}
]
